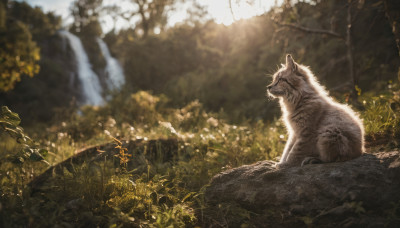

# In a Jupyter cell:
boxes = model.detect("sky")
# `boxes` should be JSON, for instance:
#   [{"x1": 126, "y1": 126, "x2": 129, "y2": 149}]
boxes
[{"x1": 21, "y1": 0, "x2": 280, "y2": 32}]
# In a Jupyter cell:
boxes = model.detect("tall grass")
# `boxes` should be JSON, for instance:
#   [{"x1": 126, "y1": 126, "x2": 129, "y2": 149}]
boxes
[
  {"x1": 1, "y1": 88, "x2": 399, "y2": 227},
  {"x1": 361, "y1": 86, "x2": 400, "y2": 149}
]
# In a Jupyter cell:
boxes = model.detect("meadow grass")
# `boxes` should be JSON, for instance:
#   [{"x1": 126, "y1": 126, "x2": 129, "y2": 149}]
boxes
[{"x1": 1, "y1": 89, "x2": 399, "y2": 227}]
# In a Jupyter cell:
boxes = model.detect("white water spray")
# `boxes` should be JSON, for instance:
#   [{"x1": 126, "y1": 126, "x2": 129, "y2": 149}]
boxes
[
  {"x1": 96, "y1": 38, "x2": 125, "y2": 90},
  {"x1": 59, "y1": 30, "x2": 104, "y2": 106}
]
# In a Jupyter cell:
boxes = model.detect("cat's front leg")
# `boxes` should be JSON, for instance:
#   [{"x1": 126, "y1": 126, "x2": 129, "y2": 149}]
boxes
[
  {"x1": 280, "y1": 138, "x2": 314, "y2": 167},
  {"x1": 279, "y1": 135, "x2": 295, "y2": 164}
]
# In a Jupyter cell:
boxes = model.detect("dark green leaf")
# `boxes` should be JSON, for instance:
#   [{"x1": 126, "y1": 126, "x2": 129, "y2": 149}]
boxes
[
  {"x1": 22, "y1": 147, "x2": 33, "y2": 158},
  {"x1": 181, "y1": 192, "x2": 196, "y2": 203},
  {"x1": 29, "y1": 150, "x2": 45, "y2": 161},
  {"x1": 12, "y1": 156, "x2": 24, "y2": 164},
  {"x1": 38, "y1": 149, "x2": 48, "y2": 157},
  {"x1": 4, "y1": 127, "x2": 23, "y2": 139},
  {"x1": 1, "y1": 106, "x2": 21, "y2": 126}
]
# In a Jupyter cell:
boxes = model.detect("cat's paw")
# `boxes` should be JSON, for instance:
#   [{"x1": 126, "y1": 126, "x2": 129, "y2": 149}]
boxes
[{"x1": 301, "y1": 157, "x2": 322, "y2": 166}]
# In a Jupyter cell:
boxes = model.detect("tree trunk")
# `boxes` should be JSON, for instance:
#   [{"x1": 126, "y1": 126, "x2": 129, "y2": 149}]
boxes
[
  {"x1": 346, "y1": 1, "x2": 358, "y2": 103},
  {"x1": 273, "y1": 1, "x2": 361, "y2": 103},
  {"x1": 383, "y1": 0, "x2": 400, "y2": 56},
  {"x1": 137, "y1": 0, "x2": 149, "y2": 37},
  {"x1": 383, "y1": 0, "x2": 400, "y2": 81},
  {"x1": 228, "y1": 0, "x2": 237, "y2": 21}
]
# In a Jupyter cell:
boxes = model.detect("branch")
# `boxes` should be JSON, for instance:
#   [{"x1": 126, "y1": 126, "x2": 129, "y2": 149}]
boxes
[
  {"x1": 228, "y1": 0, "x2": 237, "y2": 22},
  {"x1": 273, "y1": 19, "x2": 344, "y2": 40}
]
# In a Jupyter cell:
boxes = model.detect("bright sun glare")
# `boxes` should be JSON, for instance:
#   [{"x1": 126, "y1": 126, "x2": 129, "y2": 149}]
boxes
[
  {"x1": 25, "y1": 0, "x2": 280, "y2": 32},
  {"x1": 203, "y1": 0, "x2": 277, "y2": 26}
]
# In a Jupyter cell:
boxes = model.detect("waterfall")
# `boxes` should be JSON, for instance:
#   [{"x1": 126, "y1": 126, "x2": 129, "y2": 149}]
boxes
[
  {"x1": 59, "y1": 30, "x2": 104, "y2": 106},
  {"x1": 96, "y1": 38, "x2": 125, "y2": 90}
]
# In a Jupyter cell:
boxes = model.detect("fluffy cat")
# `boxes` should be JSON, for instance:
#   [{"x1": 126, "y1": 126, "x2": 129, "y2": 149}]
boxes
[{"x1": 267, "y1": 54, "x2": 364, "y2": 167}]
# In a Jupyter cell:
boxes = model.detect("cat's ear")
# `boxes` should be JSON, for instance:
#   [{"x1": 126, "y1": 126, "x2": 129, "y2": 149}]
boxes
[{"x1": 286, "y1": 54, "x2": 297, "y2": 72}]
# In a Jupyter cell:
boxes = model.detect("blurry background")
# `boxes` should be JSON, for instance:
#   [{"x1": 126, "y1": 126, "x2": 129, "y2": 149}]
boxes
[{"x1": 0, "y1": 0, "x2": 399, "y2": 124}]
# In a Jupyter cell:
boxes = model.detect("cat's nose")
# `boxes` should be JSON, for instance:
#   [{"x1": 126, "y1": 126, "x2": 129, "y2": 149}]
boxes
[{"x1": 267, "y1": 85, "x2": 272, "y2": 90}]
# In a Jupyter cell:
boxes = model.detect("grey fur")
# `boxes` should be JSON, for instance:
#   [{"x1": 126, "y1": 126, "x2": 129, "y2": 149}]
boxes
[{"x1": 267, "y1": 54, "x2": 364, "y2": 167}]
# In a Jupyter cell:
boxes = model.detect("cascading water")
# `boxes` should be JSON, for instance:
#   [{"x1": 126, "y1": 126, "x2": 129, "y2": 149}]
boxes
[
  {"x1": 96, "y1": 38, "x2": 125, "y2": 90},
  {"x1": 59, "y1": 30, "x2": 104, "y2": 106}
]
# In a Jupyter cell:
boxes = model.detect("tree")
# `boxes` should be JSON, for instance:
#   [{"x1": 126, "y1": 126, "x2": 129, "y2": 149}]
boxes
[
  {"x1": 272, "y1": 0, "x2": 363, "y2": 103},
  {"x1": 383, "y1": 0, "x2": 400, "y2": 80},
  {"x1": 134, "y1": 0, "x2": 177, "y2": 36},
  {"x1": 0, "y1": 1, "x2": 40, "y2": 92},
  {"x1": 102, "y1": 4, "x2": 122, "y2": 30},
  {"x1": 184, "y1": 1, "x2": 207, "y2": 26},
  {"x1": 107, "y1": 0, "x2": 176, "y2": 37},
  {"x1": 70, "y1": 0, "x2": 103, "y2": 36}
]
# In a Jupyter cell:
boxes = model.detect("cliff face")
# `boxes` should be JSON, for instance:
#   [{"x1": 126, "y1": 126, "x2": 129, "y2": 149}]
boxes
[{"x1": 205, "y1": 152, "x2": 400, "y2": 227}]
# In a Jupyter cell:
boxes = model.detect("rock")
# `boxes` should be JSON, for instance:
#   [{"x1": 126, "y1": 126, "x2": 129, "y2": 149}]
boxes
[{"x1": 205, "y1": 151, "x2": 400, "y2": 227}]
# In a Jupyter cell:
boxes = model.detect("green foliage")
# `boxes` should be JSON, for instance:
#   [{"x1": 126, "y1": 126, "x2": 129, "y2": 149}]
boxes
[
  {"x1": 0, "y1": 1, "x2": 61, "y2": 92},
  {"x1": 0, "y1": 0, "x2": 400, "y2": 226},
  {"x1": 0, "y1": 106, "x2": 48, "y2": 164},
  {"x1": 1, "y1": 87, "x2": 400, "y2": 227},
  {"x1": 0, "y1": 12, "x2": 40, "y2": 91},
  {"x1": 58, "y1": 91, "x2": 166, "y2": 141},
  {"x1": 8, "y1": 1, "x2": 61, "y2": 38},
  {"x1": 106, "y1": 174, "x2": 196, "y2": 227},
  {"x1": 0, "y1": 91, "x2": 287, "y2": 227},
  {"x1": 1, "y1": 0, "x2": 398, "y2": 125},
  {"x1": 362, "y1": 85, "x2": 400, "y2": 149},
  {"x1": 363, "y1": 95, "x2": 400, "y2": 135},
  {"x1": 104, "y1": 0, "x2": 398, "y2": 122}
]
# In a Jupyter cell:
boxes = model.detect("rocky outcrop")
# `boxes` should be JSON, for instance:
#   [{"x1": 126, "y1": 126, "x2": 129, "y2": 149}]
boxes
[{"x1": 205, "y1": 151, "x2": 400, "y2": 227}]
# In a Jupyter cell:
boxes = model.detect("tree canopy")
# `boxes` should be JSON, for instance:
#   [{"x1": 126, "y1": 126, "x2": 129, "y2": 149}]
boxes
[{"x1": 0, "y1": 0, "x2": 60, "y2": 92}]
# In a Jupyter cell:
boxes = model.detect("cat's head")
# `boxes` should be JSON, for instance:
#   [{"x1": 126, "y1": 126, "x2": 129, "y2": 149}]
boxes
[{"x1": 267, "y1": 54, "x2": 309, "y2": 99}]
